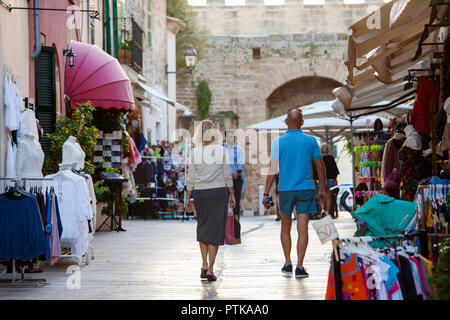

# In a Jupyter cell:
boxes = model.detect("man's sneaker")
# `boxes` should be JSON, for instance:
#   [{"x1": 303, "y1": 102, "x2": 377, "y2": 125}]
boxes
[
  {"x1": 295, "y1": 266, "x2": 309, "y2": 278},
  {"x1": 281, "y1": 263, "x2": 293, "y2": 275}
]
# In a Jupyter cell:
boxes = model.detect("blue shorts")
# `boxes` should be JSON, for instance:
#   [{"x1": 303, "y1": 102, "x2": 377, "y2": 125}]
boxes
[
  {"x1": 326, "y1": 179, "x2": 337, "y2": 189},
  {"x1": 318, "y1": 179, "x2": 337, "y2": 189},
  {"x1": 279, "y1": 190, "x2": 317, "y2": 216}
]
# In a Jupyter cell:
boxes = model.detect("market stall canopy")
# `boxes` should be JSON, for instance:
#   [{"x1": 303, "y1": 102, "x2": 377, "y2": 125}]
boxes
[
  {"x1": 247, "y1": 114, "x2": 390, "y2": 131},
  {"x1": 333, "y1": 0, "x2": 450, "y2": 115},
  {"x1": 65, "y1": 41, "x2": 135, "y2": 112},
  {"x1": 247, "y1": 114, "x2": 391, "y2": 144},
  {"x1": 300, "y1": 100, "x2": 412, "y2": 119}
]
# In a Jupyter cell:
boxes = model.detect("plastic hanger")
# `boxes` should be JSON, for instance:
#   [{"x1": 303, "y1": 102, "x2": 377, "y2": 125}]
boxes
[{"x1": 2, "y1": 185, "x2": 28, "y2": 200}]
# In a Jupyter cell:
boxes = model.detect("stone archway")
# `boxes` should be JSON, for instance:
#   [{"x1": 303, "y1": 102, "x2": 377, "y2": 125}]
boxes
[
  {"x1": 259, "y1": 59, "x2": 347, "y2": 102},
  {"x1": 266, "y1": 76, "x2": 343, "y2": 119}
]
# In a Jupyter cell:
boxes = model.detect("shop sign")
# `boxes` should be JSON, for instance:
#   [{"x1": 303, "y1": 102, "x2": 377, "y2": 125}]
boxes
[{"x1": 312, "y1": 215, "x2": 339, "y2": 244}]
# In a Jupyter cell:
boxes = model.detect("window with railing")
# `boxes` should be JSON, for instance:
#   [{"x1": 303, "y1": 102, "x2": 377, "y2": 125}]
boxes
[
  {"x1": 118, "y1": 17, "x2": 144, "y2": 73},
  {"x1": 131, "y1": 18, "x2": 143, "y2": 72}
]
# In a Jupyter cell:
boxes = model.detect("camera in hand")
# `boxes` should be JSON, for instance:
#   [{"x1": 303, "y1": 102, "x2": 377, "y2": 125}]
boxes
[{"x1": 264, "y1": 196, "x2": 275, "y2": 208}]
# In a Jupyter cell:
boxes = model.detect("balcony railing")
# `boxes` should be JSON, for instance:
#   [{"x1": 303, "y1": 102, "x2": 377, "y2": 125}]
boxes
[
  {"x1": 118, "y1": 17, "x2": 143, "y2": 73},
  {"x1": 131, "y1": 18, "x2": 143, "y2": 73}
]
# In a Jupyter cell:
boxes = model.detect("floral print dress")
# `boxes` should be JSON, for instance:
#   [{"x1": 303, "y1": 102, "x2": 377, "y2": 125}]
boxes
[{"x1": 398, "y1": 146, "x2": 423, "y2": 201}]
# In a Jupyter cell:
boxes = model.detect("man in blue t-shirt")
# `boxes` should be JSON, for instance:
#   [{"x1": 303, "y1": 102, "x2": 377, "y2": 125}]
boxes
[{"x1": 263, "y1": 108, "x2": 327, "y2": 278}]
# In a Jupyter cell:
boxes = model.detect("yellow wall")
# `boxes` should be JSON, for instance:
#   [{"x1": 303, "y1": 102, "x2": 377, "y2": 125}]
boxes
[{"x1": 0, "y1": 1, "x2": 30, "y2": 178}]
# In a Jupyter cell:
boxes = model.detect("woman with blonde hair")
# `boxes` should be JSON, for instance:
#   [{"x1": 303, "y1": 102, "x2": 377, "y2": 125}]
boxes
[{"x1": 185, "y1": 120, "x2": 236, "y2": 282}]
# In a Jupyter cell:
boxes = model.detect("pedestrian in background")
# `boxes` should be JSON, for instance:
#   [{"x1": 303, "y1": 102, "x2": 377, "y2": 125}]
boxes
[
  {"x1": 185, "y1": 120, "x2": 236, "y2": 282},
  {"x1": 320, "y1": 144, "x2": 340, "y2": 217},
  {"x1": 225, "y1": 130, "x2": 245, "y2": 241}
]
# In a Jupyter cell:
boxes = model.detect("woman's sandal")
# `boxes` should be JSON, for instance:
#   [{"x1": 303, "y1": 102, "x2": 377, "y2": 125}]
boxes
[
  {"x1": 206, "y1": 272, "x2": 217, "y2": 282},
  {"x1": 200, "y1": 268, "x2": 208, "y2": 279}
]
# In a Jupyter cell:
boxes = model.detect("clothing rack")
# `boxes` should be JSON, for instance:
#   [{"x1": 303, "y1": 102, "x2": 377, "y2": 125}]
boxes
[
  {"x1": 51, "y1": 168, "x2": 95, "y2": 265},
  {"x1": 0, "y1": 259, "x2": 47, "y2": 288},
  {"x1": 137, "y1": 155, "x2": 193, "y2": 221},
  {"x1": 331, "y1": 232, "x2": 421, "y2": 300},
  {"x1": 0, "y1": 177, "x2": 55, "y2": 287},
  {"x1": 417, "y1": 184, "x2": 449, "y2": 258},
  {"x1": 417, "y1": 184, "x2": 449, "y2": 229},
  {"x1": 141, "y1": 156, "x2": 172, "y2": 160}
]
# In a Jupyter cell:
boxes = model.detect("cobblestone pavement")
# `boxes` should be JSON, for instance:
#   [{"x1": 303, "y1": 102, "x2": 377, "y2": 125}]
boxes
[{"x1": 0, "y1": 213, "x2": 356, "y2": 300}]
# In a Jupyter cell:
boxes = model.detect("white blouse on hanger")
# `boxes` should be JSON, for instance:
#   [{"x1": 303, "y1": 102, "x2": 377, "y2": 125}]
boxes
[
  {"x1": 5, "y1": 136, "x2": 16, "y2": 178},
  {"x1": 3, "y1": 75, "x2": 21, "y2": 131}
]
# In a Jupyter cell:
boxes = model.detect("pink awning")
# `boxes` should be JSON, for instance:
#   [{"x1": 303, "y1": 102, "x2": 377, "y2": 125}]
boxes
[{"x1": 65, "y1": 41, "x2": 135, "y2": 112}]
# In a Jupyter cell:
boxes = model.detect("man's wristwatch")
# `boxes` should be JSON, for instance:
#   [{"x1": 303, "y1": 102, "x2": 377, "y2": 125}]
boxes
[{"x1": 263, "y1": 193, "x2": 269, "y2": 197}]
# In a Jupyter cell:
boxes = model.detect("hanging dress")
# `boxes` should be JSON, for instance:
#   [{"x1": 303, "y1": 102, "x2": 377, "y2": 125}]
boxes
[
  {"x1": 398, "y1": 146, "x2": 423, "y2": 201},
  {"x1": 325, "y1": 254, "x2": 370, "y2": 300}
]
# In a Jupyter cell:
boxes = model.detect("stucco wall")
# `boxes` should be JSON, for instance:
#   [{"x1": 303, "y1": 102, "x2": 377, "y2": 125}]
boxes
[
  {"x1": 135, "y1": 0, "x2": 171, "y2": 145},
  {"x1": 0, "y1": 0, "x2": 30, "y2": 178}
]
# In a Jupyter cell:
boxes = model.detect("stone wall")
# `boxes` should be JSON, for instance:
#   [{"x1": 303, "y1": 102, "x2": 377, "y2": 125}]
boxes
[
  {"x1": 176, "y1": 35, "x2": 347, "y2": 212},
  {"x1": 192, "y1": 0, "x2": 387, "y2": 36},
  {"x1": 267, "y1": 76, "x2": 342, "y2": 118},
  {"x1": 177, "y1": 36, "x2": 347, "y2": 127},
  {"x1": 176, "y1": 0, "x2": 388, "y2": 213}
]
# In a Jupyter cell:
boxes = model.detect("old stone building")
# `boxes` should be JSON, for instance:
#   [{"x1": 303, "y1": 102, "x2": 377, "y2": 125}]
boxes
[
  {"x1": 117, "y1": 0, "x2": 187, "y2": 145},
  {"x1": 177, "y1": 0, "x2": 388, "y2": 212}
]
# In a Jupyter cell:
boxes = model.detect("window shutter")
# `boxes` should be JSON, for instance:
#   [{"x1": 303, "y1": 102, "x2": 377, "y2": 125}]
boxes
[{"x1": 35, "y1": 46, "x2": 56, "y2": 159}]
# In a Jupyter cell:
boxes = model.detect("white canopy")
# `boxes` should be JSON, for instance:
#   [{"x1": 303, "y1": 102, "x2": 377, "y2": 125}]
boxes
[
  {"x1": 300, "y1": 100, "x2": 412, "y2": 119},
  {"x1": 247, "y1": 114, "x2": 390, "y2": 131},
  {"x1": 247, "y1": 113, "x2": 391, "y2": 146}
]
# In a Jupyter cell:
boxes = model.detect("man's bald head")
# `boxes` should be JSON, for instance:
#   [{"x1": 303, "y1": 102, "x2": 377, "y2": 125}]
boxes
[{"x1": 285, "y1": 108, "x2": 303, "y2": 129}]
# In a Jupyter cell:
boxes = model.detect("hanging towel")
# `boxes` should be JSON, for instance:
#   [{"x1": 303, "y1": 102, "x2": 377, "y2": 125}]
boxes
[
  {"x1": 411, "y1": 77, "x2": 440, "y2": 136},
  {"x1": 44, "y1": 191, "x2": 52, "y2": 260},
  {"x1": 49, "y1": 193, "x2": 61, "y2": 265}
]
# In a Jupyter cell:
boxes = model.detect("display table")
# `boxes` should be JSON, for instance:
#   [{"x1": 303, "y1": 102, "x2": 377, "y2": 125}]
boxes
[{"x1": 96, "y1": 172, "x2": 128, "y2": 232}]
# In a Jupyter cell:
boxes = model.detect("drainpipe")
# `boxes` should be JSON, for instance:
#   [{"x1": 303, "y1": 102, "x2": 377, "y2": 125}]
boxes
[{"x1": 31, "y1": 0, "x2": 41, "y2": 59}]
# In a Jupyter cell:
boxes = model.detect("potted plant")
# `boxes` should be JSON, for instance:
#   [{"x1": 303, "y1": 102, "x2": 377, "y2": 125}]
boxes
[{"x1": 118, "y1": 40, "x2": 132, "y2": 64}]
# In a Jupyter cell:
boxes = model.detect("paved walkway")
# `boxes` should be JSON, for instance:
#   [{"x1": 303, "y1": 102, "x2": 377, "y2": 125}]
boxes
[{"x1": 0, "y1": 213, "x2": 356, "y2": 300}]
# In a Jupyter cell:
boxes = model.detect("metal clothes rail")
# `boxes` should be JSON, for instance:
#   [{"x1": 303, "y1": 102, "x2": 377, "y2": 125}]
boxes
[{"x1": 0, "y1": 177, "x2": 54, "y2": 287}]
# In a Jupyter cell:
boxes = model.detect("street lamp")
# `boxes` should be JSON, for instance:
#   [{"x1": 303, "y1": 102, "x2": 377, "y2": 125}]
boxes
[
  {"x1": 184, "y1": 45, "x2": 197, "y2": 71},
  {"x1": 166, "y1": 45, "x2": 197, "y2": 75},
  {"x1": 63, "y1": 48, "x2": 77, "y2": 68}
]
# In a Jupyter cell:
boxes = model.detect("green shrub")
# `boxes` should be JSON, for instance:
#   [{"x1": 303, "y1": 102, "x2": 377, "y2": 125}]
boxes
[
  {"x1": 197, "y1": 80, "x2": 211, "y2": 120},
  {"x1": 430, "y1": 238, "x2": 450, "y2": 300},
  {"x1": 44, "y1": 102, "x2": 100, "y2": 176}
]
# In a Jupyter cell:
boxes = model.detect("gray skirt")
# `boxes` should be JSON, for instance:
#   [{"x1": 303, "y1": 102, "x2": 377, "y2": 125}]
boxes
[{"x1": 193, "y1": 187, "x2": 228, "y2": 246}]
